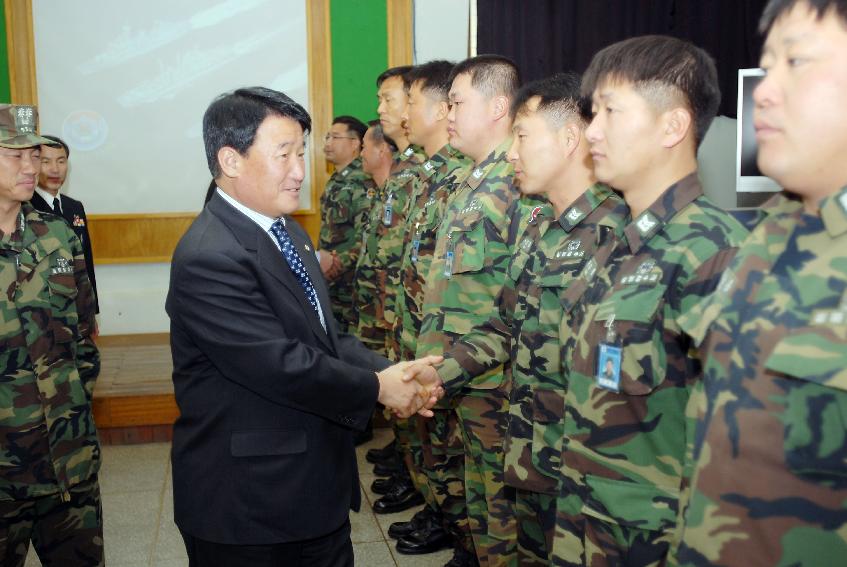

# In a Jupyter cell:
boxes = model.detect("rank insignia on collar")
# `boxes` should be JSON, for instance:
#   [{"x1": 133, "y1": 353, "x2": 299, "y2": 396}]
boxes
[
  {"x1": 404, "y1": 147, "x2": 415, "y2": 157},
  {"x1": 839, "y1": 190, "x2": 847, "y2": 215},
  {"x1": 472, "y1": 168, "x2": 484, "y2": 179},
  {"x1": 341, "y1": 168, "x2": 350, "y2": 177},
  {"x1": 566, "y1": 207, "x2": 584, "y2": 223},
  {"x1": 635, "y1": 211, "x2": 659, "y2": 236},
  {"x1": 528, "y1": 206, "x2": 543, "y2": 224},
  {"x1": 424, "y1": 161, "x2": 434, "y2": 171}
]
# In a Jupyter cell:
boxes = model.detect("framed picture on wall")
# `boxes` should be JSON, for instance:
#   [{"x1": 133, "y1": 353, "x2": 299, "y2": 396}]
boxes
[{"x1": 736, "y1": 68, "x2": 780, "y2": 207}]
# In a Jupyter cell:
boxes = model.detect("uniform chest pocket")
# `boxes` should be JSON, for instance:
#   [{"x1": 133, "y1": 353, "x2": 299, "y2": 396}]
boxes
[
  {"x1": 765, "y1": 324, "x2": 847, "y2": 482},
  {"x1": 595, "y1": 285, "x2": 667, "y2": 396},
  {"x1": 447, "y1": 214, "x2": 487, "y2": 275}
]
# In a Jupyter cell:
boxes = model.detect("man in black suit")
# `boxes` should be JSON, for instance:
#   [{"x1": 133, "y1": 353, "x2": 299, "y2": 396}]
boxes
[
  {"x1": 30, "y1": 135, "x2": 98, "y2": 313},
  {"x1": 166, "y1": 87, "x2": 443, "y2": 567}
]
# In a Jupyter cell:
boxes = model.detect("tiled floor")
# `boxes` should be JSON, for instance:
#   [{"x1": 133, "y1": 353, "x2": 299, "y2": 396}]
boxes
[{"x1": 24, "y1": 428, "x2": 452, "y2": 567}]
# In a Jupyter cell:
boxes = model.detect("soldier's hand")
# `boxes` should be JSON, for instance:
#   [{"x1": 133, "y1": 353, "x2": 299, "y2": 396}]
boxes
[
  {"x1": 318, "y1": 250, "x2": 335, "y2": 277},
  {"x1": 326, "y1": 251, "x2": 344, "y2": 280},
  {"x1": 402, "y1": 356, "x2": 445, "y2": 417}
]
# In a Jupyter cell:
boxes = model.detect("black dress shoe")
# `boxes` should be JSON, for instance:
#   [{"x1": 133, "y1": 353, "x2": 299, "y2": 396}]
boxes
[
  {"x1": 366, "y1": 439, "x2": 397, "y2": 464},
  {"x1": 372, "y1": 457, "x2": 403, "y2": 477},
  {"x1": 372, "y1": 480, "x2": 424, "y2": 514},
  {"x1": 388, "y1": 507, "x2": 435, "y2": 539},
  {"x1": 395, "y1": 525, "x2": 452, "y2": 554}
]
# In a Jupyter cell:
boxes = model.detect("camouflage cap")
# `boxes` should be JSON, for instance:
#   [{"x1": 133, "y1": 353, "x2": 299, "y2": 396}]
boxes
[{"x1": 0, "y1": 104, "x2": 52, "y2": 148}]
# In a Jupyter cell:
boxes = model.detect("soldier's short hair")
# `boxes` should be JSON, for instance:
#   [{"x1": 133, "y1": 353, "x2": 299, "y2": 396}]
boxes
[
  {"x1": 580, "y1": 35, "x2": 720, "y2": 147},
  {"x1": 448, "y1": 54, "x2": 521, "y2": 100},
  {"x1": 760, "y1": 0, "x2": 847, "y2": 32},
  {"x1": 41, "y1": 134, "x2": 70, "y2": 158},
  {"x1": 367, "y1": 120, "x2": 398, "y2": 152},
  {"x1": 376, "y1": 65, "x2": 414, "y2": 91},
  {"x1": 406, "y1": 60, "x2": 455, "y2": 103},
  {"x1": 332, "y1": 115, "x2": 367, "y2": 144},
  {"x1": 510, "y1": 72, "x2": 587, "y2": 129},
  {"x1": 203, "y1": 87, "x2": 311, "y2": 178}
]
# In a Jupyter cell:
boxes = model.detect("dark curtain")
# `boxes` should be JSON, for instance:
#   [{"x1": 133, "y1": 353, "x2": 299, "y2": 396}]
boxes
[{"x1": 476, "y1": 0, "x2": 768, "y2": 117}]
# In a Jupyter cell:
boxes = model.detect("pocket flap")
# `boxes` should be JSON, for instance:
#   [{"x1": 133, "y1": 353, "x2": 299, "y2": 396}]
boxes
[
  {"x1": 764, "y1": 327, "x2": 847, "y2": 391},
  {"x1": 532, "y1": 388, "x2": 566, "y2": 424},
  {"x1": 230, "y1": 429, "x2": 307, "y2": 457},
  {"x1": 597, "y1": 285, "x2": 666, "y2": 324},
  {"x1": 581, "y1": 473, "x2": 678, "y2": 532}
]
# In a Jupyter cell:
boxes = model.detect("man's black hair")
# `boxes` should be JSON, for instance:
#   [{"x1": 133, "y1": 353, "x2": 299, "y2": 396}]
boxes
[
  {"x1": 367, "y1": 119, "x2": 398, "y2": 152},
  {"x1": 406, "y1": 60, "x2": 455, "y2": 102},
  {"x1": 332, "y1": 115, "x2": 367, "y2": 144},
  {"x1": 41, "y1": 134, "x2": 69, "y2": 158},
  {"x1": 510, "y1": 72, "x2": 587, "y2": 127},
  {"x1": 760, "y1": 0, "x2": 847, "y2": 33},
  {"x1": 447, "y1": 54, "x2": 521, "y2": 99},
  {"x1": 203, "y1": 86, "x2": 311, "y2": 178},
  {"x1": 580, "y1": 35, "x2": 720, "y2": 147},
  {"x1": 376, "y1": 65, "x2": 414, "y2": 90}
]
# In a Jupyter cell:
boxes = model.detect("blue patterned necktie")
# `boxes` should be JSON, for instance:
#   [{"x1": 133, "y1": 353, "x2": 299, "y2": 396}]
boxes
[{"x1": 269, "y1": 219, "x2": 324, "y2": 327}]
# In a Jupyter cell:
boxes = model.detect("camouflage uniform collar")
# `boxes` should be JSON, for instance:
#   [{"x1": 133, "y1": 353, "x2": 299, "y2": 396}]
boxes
[
  {"x1": 466, "y1": 138, "x2": 512, "y2": 190},
  {"x1": 1, "y1": 203, "x2": 31, "y2": 249},
  {"x1": 398, "y1": 144, "x2": 424, "y2": 164},
  {"x1": 340, "y1": 157, "x2": 362, "y2": 178},
  {"x1": 420, "y1": 144, "x2": 453, "y2": 180},
  {"x1": 557, "y1": 183, "x2": 617, "y2": 233},
  {"x1": 623, "y1": 172, "x2": 703, "y2": 253},
  {"x1": 821, "y1": 185, "x2": 847, "y2": 238}
]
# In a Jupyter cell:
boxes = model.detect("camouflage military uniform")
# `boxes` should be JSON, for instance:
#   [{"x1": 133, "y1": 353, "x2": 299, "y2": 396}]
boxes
[
  {"x1": 438, "y1": 184, "x2": 627, "y2": 565},
  {"x1": 0, "y1": 203, "x2": 102, "y2": 566},
  {"x1": 390, "y1": 144, "x2": 472, "y2": 528},
  {"x1": 670, "y1": 187, "x2": 847, "y2": 567},
  {"x1": 418, "y1": 139, "x2": 530, "y2": 566},
  {"x1": 550, "y1": 174, "x2": 748, "y2": 567},
  {"x1": 318, "y1": 157, "x2": 375, "y2": 332},
  {"x1": 354, "y1": 145, "x2": 425, "y2": 357}
]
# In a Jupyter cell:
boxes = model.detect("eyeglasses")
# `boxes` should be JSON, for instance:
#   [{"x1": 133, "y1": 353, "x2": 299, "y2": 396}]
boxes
[{"x1": 323, "y1": 134, "x2": 358, "y2": 142}]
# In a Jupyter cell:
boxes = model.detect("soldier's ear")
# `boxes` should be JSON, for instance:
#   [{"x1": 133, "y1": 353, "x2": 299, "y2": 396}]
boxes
[
  {"x1": 661, "y1": 107, "x2": 692, "y2": 149},
  {"x1": 491, "y1": 95, "x2": 509, "y2": 122},
  {"x1": 436, "y1": 100, "x2": 450, "y2": 121},
  {"x1": 218, "y1": 146, "x2": 240, "y2": 178},
  {"x1": 560, "y1": 122, "x2": 582, "y2": 155}
]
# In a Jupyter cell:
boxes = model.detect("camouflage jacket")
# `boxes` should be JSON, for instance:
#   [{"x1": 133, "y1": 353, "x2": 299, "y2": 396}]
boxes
[
  {"x1": 0, "y1": 203, "x2": 100, "y2": 500},
  {"x1": 437, "y1": 184, "x2": 627, "y2": 494},
  {"x1": 354, "y1": 146, "x2": 425, "y2": 342},
  {"x1": 671, "y1": 187, "x2": 847, "y2": 567},
  {"x1": 558, "y1": 174, "x2": 748, "y2": 538},
  {"x1": 417, "y1": 138, "x2": 530, "y2": 394},
  {"x1": 391, "y1": 144, "x2": 472, "y2": 360},
  {"x1": 318, "y1": 157, "x2": 375, "y2": 327}
]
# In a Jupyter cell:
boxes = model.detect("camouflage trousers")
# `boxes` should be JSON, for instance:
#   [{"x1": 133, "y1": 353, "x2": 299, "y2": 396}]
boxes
[
  {"x1": 456, "y1": 391, "x2": 516, "y2": 567},
  {"x1": 421, "y1": 407, "x2": 474, "y2": 554},
  {"x1": 355, "y1": 325, "x2": 390, "y2": 358},
  {"x1": 551, "y1": 488, "x2": 671, "y2": 567},
  {"x1": 0, "y1": 475, "x2": 103, "y2": 567},
  {"x1": 514, "y1": 489, "x2": 555, "y2": 566}
]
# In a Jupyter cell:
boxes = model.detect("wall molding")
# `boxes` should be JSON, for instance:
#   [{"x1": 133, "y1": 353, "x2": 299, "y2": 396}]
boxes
[{"x1": 4, "y1": 0, "x2": 36, "y2": 104}]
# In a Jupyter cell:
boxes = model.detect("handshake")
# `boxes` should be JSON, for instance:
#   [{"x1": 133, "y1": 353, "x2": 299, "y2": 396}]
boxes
[{"x1": 376, "y1": 355, "x2": 444, "y2": 419}]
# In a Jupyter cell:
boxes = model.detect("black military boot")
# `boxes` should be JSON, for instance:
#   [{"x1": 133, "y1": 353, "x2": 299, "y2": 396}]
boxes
[
  {"x1": 443, "y1": 546, "x2": 479, "y2": 567},
  {"x1": 395, "y1": 515, "x2": 452, "y2": 554},
  {"x1": 371, "y1": 475, "x2": 424, "y2": 514},
  {"x1": 365, "y1": 439, "x2": 397, "y2": 464},
  {"x1": 387, "y1": 506, "x2": 437, "y2": 539},
  {"x1": 372, "y1": 451, "x2": 404, "y2": 477},
  {"x1": 371, "y1": 470, "x2": 406, "y2": 495}
]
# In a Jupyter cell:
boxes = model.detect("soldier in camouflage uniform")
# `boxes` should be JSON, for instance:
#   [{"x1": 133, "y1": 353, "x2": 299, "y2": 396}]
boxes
[
  {"x1": 671, "y1": 2, "x2": 847, "y2": 565},
  {"x1": 415, "y1": 55, "x2": 528, "y2": 567},
  {"x1": 388, "y1": 60, "x2": 475, "y2": 557},
  {"x1": 318, "y1": 115, "x2": 374, "y2": 333},
  {"x1": 548, "y1": 37, "x2": 749, "y2": 566},
  {"x1": 0, "y1": 105, "x2": 102, "y2": 566},
  {"x1": 354, "y1": 66, "x2": 425, "y2": 358},
  {"x1": 413, "y1": 74, "x2": 628, "y2": 566}
]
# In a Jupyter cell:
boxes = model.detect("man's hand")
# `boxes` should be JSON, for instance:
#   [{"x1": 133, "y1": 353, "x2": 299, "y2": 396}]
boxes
[
  {"x1": 318, "y1": 250, "x2": 334, "y2": 277},
  {"x1": 377, "y1": 355, "x2": 444, "y2": 418}
]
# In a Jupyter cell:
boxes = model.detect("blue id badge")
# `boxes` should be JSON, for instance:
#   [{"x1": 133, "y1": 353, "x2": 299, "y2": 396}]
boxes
[
  {"x1": 444, "y1": 250, "x2": 454, "y2": 278},
  {"x1": 411, "y1": 238, "x2": 421, "y2": 263},
  {"x1": 596, "y1": 342, "x2": 622, "y2": 392}
]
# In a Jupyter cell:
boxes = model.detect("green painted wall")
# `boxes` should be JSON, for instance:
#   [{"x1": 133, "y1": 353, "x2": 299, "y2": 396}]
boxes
[
  {"x1": 330, "y1": 0, "x2": 387, "y2": 123},
  {"x1": 0, "y1": 4, "x2": 11, "y2": 103}
]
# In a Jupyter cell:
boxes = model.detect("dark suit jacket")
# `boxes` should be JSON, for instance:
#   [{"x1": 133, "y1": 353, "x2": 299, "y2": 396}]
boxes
[
  {"x1": 29, "y1": 191, "x2": 99, "y2": 313},
  {"x1": 165, "y1": 192, "x2": 390, "y2": 546}
]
